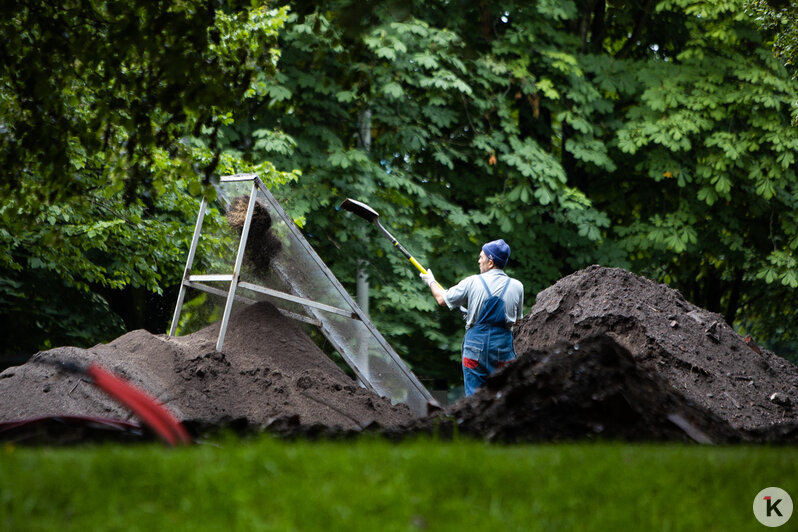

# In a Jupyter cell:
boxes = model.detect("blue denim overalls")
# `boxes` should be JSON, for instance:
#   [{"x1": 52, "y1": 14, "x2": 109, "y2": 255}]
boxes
[{"x1": 461, "y1": 275, "x2": 516, "y2": 396}]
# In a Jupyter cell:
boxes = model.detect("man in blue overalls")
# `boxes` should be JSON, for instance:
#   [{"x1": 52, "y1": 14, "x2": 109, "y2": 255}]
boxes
[{"x1": 420, "y1": 239, "x2": 524, "y2": 396}]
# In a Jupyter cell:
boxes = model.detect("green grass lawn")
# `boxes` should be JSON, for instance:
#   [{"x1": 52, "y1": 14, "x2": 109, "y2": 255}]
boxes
[{"x1": 1, "y1": 435, "x2": 795, "y2": 531}]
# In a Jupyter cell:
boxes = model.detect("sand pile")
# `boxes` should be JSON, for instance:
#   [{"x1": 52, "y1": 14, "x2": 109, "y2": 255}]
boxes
[
  {"x1": 0, "y1": 302, "x2": 413, "y2": 441},
  {"x1": 408, "y1": 266, "x2": 798, "y2": 443}
]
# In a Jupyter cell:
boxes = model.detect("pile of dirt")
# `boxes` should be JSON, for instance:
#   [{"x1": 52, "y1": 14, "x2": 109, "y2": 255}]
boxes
[
  {"x1": 407, "y1": 266, "x2": 798, "y2": 443},
  {"x1": 0, "y1": 302, "x2": 413, "y2": 441},
  {"x1": 3, "y1": 265, "x2": 796, "y2": 445}
]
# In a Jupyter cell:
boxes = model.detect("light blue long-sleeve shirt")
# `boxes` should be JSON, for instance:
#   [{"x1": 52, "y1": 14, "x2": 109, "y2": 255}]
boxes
[{"x1": 443, "y1": 268, "x2": 524, "y2": 330}]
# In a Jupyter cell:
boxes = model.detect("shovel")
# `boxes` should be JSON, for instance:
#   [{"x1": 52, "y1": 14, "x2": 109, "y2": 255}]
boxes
[{"x1": 340, "y1": 198, "x2": 440, "y2": 287}]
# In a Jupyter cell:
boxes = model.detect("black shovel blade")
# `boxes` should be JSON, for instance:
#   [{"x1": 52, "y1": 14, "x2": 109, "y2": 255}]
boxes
[{"x1": 340, "y1": 198, "x2": 379, "y2": 222}]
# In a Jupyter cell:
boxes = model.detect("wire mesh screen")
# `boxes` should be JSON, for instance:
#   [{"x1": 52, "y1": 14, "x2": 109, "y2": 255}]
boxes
[{"x1": 174, "y1": 174, "x2": 433, "y2": 416}]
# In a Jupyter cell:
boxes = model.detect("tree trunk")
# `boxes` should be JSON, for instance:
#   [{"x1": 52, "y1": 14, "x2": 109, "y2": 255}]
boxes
[{"x1": 616, "y1": 0, "x2": 655, "y2": 59}]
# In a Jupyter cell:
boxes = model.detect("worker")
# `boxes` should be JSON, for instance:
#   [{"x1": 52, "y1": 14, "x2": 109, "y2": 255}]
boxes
[{"x1": 420, "y1": 239, "x2": 524, "y2": 396}]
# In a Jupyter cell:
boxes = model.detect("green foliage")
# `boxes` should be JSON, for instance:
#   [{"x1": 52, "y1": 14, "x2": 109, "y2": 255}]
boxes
[
  {"x1": 1, "y1": 172, "x2": 212, "y2": 355},
  {"x1": 3, "y1": 0, "x2": 798, "y2": 380},
  {"x1": 207, "y1": 0, "x2": 798, "y2": 382},
  {"x1": 609, "y1": 1, "x2": 798, "y2": 341},
  {"x1": 0, "y1": 2, "x2": 298, "y2": 358},
  {"x1": 228, "y1": 1, "x2": 623, "y2": 381},
  {"x1": 746, "y1": 0, "x2": 798, "y2": 82},
  {"x1": 0, "y1": 1, "x2": 289, "y2": 201},
  {"x1": 0, "y1": 141, "x2": 298, "y2": 356},
  {"x1": 1, "y1": 438, "x2": 796, "y2": 531}
]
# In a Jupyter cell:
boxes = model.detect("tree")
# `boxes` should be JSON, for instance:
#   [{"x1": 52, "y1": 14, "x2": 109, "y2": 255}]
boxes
[
  {"x1": 0, "y1": 1, "x2": 298, "y2": 360},
  {"x1": 4, "y1": 0, "x2": 797, "y2": 381},
  {"x1": 0, "y1": 1, "x2": 290, "y2": 201},
  {"x1": 746, "y1": 0, "x2": 798, "y2": 81},
  {"x1": 605, "y1": 0, "x2": 798, "y2": 342},
  {"x1": 231, "y1": 0, "x2": 798, "y2": 380},
  {"x1": 215, "y1": 1, "x2": 626, "y2": 385}
]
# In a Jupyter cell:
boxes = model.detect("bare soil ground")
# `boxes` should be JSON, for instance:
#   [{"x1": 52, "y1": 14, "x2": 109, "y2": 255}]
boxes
[{"x1": 1, "y1": 265, "x2": 796, "y2": 444}]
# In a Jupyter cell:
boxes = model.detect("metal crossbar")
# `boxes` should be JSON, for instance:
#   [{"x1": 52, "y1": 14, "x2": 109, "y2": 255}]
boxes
[
  {"x1": 184, "y1": 280, "x2": 321, "y2": 327},
  {"x1": 168, "y1": 173, "x2": 435, "y2": 416}
]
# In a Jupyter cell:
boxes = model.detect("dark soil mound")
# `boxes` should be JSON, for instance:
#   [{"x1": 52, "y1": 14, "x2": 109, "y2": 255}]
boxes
[
  {"x1": 0, "y1": 302, "x2": 413, "y2": 441},
  {"x1": 404, "y1": 336, "x2": 743, "y2": 443},
  {"x1": 407, "y1": 266, "x2": 798, "y2": 443}
]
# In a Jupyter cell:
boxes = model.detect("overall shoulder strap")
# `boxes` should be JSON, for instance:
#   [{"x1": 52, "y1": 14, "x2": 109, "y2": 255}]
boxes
[
  {"x1": 477, "y1": 274, "x2": 491, "y2": 296},
  {"x1": 499, "y1": 278, "x2": 511, "y2": 298}
]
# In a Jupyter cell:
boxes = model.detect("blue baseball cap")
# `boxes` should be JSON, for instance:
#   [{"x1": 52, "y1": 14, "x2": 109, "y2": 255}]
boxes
[{"x1": 482, "y1": 239, "x2": 510, "y2": 269}]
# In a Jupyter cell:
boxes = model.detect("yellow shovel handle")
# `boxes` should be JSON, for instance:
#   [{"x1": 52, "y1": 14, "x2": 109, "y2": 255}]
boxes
[
  {"x1": 409, "y1": 256, "x2": 427, "y2": 274},
  {"x1": 409, "y1": 256, "x2": 444, "y2": 291}
]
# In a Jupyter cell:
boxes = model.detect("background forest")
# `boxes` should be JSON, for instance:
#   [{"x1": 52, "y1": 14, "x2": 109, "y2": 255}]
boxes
[{"x1": 1, "y1": 0, "x2": 797, "y2": 389}]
